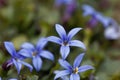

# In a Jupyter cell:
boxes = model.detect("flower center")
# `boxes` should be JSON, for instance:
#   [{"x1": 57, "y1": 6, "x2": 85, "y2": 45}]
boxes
[
  {"x1": 32, "y1": 51, "x2": 37, "y2": 56},
  {"x1": 63, "y1": 40, "x2": 68, "y2": 46},
  {"x1": 73, "y1": 67, "x2": 78, "y2": 74}
]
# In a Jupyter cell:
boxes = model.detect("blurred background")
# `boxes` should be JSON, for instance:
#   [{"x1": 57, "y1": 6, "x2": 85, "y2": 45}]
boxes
[{"x1": 0, "y1": 0, "x2": 120, "y2": 80}]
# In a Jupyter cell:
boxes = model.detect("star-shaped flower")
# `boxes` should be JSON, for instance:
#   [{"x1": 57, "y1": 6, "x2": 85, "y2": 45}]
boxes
[
  {"x1": 47, "y1": 24, "x2": 86, "y2": 59},
  {"x1": 82, "y1": 4, "x2": 112, "y2": 28},
  {"x1": 54, "y1": 53, "x2": 94, "y2": 80},
  {"x1": 4, "y1": 42, "x2": 33, "y2": 74},
  {"x1": 19, "y1": 38, "x2": 54, "y2": 71}
]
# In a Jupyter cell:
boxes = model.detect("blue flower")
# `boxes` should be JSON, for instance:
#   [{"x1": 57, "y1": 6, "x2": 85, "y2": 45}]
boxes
[
  {"x1": 19, "y1": 38, "x2": 54, "y2": 71},
  {"x1": 54, "y1": 53, "x2": 94, "y2": 80},
  {"x1": 47, "y1": 24, "x2": 86, "y2": 59},
  {"x1": 82, "y1": 4, "x2": 112, "y2": 28},
  {"x1": 4, "y1": 42, "x2": 33, "y2": 74}
]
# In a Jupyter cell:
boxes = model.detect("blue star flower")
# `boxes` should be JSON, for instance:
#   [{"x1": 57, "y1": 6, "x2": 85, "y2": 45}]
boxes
[
  {"x1": 4, "y1": 42, "x2": 33, "y2": 74},
  {"x1": 54, "y1": 53, "x2": 94, "y2": 80},
  {"x1": 47, "y1": 24, "x2": 86, "y2": 59},
  {"x1": 82, "y1": 4, "x2": 115, "y2": 28},
  {"x1": 19, "y1": 38, "x2": 54, "y2": 71}
]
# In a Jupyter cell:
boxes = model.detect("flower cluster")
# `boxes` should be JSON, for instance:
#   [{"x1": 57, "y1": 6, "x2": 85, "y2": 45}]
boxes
[{"x1": 2, "y1": 24, "x2": 94, "y2": 80}]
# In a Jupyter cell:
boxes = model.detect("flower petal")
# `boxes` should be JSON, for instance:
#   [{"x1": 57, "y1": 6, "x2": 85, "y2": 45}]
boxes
[
  {"x1": 55, "y1": 24, "x2": 67, "y2": 40},
  {"x1": 32, "y1": 56, "x2": 42, "y2": 71},
  {"x1": 78, "y1": 65, "x2": 94, "y2": 72},
  {"x1": 4, "y1": 42, "x2": 16, "y2": 57},
  {"x1": 59, "y1": 59, "x2": 72, "y2": 70},
  {"x1": 54, "y1": 70, "x2": 70, "y2": 80},
  {"x1": 36, "y1": 38, "x2": 48, "y2": 50},
  {"x1": 73, "y1": 53, "x2": 85, "y2": 68},
  {"x1": 12, "y1": 59, "x2": 22, "y2": 74},
  {"x1": 47, "y1": 36, "x2": 62, "y2": 45},
  {"x1": 20, "y1": 61, "x2": 33, "y2": 72},
  {"x1": 21, "y1": 42, "x2": 35, "y2": 51},
  {"x1": 67, "y1": 28, "x2": 82, "y2": 40},
  {"x1": 18, "y1": 49, "x2": 32, "y2": 58},
  {"x1": 82, "y1": 4, "x2": 95, "y2": 16},
  {"x1": 69, "y1": 40, "x2": 86, "y2": 50},
  {"x1": 60, "y1": 46, "x2": 70, "y2": 59},
  {"x1": 70, "y1": 74, "x2": 80, "y2": 80},
  {"x1": 39, "y1": 50, "x2": 54, "y2": 61}
]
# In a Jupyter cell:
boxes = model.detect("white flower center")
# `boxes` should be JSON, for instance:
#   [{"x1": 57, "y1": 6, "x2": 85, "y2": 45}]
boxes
[{"x1": 73, "y1": 67, "x2": 78, "y2": 74}]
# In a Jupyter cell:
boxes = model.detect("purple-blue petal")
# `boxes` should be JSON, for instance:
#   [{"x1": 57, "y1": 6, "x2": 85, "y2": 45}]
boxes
[
  {"x1": 55, "y1": 24, "x2": 67, "y2": 40},
  {"x1": 21, "y1": 42, "x2": 35, "y2": 51},
  {"x1": 98, "y1": 16, "x2": 111, "y2": 27},
  {"x1": 39, "y1": 50, "x2": 54, "y2": 61},
  {"x1": 82, "y1": 4, "x2": 95, "y2": 16},
  {"x1": 67, "y1": 28, "x2": 82, "y2": 40},
  {"x1": 60, "y1": 46, "x2": 70, "y2": 59},
  {"x1": 73, "y1": 53, "x2": 85, "y2": 68},
  {"x1": 18, "y1": 49, "x2": 33, "y2": 58},
  {"x1": 32, "y1": 56, "x2": 42, "y2": 71},
  {"x1": 54, "y1": 70, "x2": 70, "y2": 80},
  {"x1": 12, "y1": 59, "x2": 22, "y2": 74},
  {"x1": 36, "y1": 38, "x2": 48, "y2": 50},
  {"x1": 4, "y1": 42, "x2": 16, "y2": 57},
  {"x1": 69, "y1": 40, "x2": 86, "y2": 50},
  {"x1": 70, "y1": 74, "x2": 80, "y2": 80},
  {"x1": 47, "y1": 36, "x2": 62, "y2": 45},
  {"x1": 20, "y1": 60, "x2": 33, "y2": 72},
  {"x1": 58, "y1": 59, "x2": 72, "y2": 71},
  {"x1": 78, "y1": 65, "x2": 94, "y2": 73}
]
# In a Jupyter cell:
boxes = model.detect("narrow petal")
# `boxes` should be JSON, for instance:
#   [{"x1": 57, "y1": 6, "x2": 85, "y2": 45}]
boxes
[
  {"x1": 36, "y1": 38, "x2": 48, "y2": 50},
  {"x1": 70, "y1": 74, "x2": 80, "y2": 80},
  {"x1": 59, "y1": 59, "x2": 72, "y2": 70},
  {"x1": 69, "y1": 40, "x2": 86, "y2": 50},
  {"x1": 21, "y1": 42, "x2": 35, "y2": 51},
  {"x1": 47, "y1": 36, "x2": 62, "y2": 45},
  {"x1": 39, "y1": 50, "x2": 54, "y2": 61},
  {"x1": 18, "y1": 49, "x2": 32, "y2": 58},
  {"x1": 32, "y1": 56, "x2": 42, "y2": 71},
  {"x1": 4, "y1": 42, "x2": 16, "y2": 57},
  {"x1": 82, "y1": 4, "x2": 95, "y2": 16},
  {"x1": 73, "y1": 53, "x2": 85, "y2": 68},
  {"x1": 12, "y1": 59, "x2": 22, "y2": 74},
  {"x1": 60, "y1": 46, "x2": 70, "y2": 59},
  {"x1": 20, "y1": 61, "x2": 33, "y2": 72},
  {"x1": 68, "y1": 28, "x2": 82, "y2": 40},
  {"x1": 54, "y1": 70, "x2": 70, "y2": 80},
  {"x1": 55, "y1": 24, "x2": 67, "y2": 39},
  {"x1": 78, "y1": 65, "x2": 94, "y2": 72}
]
